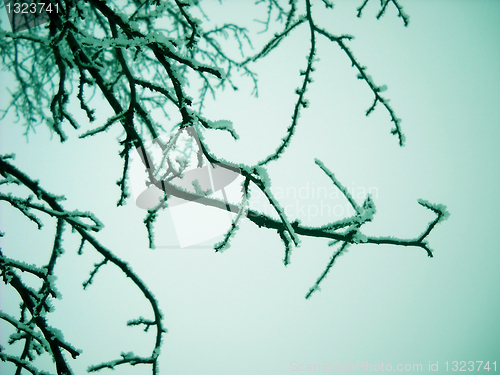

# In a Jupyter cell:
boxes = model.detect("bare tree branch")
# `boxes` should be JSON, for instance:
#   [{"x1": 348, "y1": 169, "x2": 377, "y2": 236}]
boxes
[{"x1": 0, "y1": 1, "x2": 447, "y2": 373}]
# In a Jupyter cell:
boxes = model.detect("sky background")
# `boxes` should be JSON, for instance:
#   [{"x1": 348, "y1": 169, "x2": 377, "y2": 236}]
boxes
[{"x1": 1, "y1": 1, "x2": 499, "y2": 374}]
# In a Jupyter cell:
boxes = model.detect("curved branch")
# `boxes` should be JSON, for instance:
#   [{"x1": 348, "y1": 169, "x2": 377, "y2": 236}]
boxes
[{"x1": 0, "y1": 157, "x2": 165, "y2": 375}]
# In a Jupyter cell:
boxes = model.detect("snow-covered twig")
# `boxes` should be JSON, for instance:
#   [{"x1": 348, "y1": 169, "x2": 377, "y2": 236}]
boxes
[{"x1": 0, "y1": 157, "x2": 165, "y2": 375}]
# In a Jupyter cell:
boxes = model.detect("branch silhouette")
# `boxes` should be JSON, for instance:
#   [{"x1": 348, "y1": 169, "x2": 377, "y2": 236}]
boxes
[
  {"x1": 0, "y1": 156, "x2": 165, "y2": 374},
  {"x1": 0, "y1": 1, "x2": 447, "y2": 374}
]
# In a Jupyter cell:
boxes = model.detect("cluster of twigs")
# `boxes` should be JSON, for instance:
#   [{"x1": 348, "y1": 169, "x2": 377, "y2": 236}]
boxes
[
  {"x1": 0, "y1": 154, "x2": 166, "y2": 374},
  {"x1": 0, "y1": 0, "x2": 448, "y2": 374}
]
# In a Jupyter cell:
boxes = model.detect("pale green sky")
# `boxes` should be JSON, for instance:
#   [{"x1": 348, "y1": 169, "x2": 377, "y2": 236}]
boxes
[{"x1": 0, "y1": 1, "x2": 499, "y2": 374}]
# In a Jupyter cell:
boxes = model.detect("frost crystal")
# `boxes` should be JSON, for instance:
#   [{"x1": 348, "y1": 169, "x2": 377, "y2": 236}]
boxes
[{"x1": 418, "y1": 199, "x2": 450, "y2": 222}]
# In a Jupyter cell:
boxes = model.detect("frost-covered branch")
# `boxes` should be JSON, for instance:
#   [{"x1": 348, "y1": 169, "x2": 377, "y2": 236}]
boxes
[
  {"x1": 87, "y1": 352, "x2": 156, "y2": 373},
  {"x1": 1, "y1": 0, "x2": 408, "y2": 204},
  {"x1": 0, "y1": 265, "x2": 80, "y2": 374},
  {"x1": 256, "y1": 0, "x2": 316, "y2": 166},
  {"x1": 305, "y1": 242, "x2": 350, "y2": 299},
  {"x1": 0, "y1": 156, "x2": 165, "y2": 374},
  {"x1": 357, "y1": 0, "x2": 410, "y2": 27},
  {"x1": 213, "y1": 177, "x2": 250, "y2": 253},
  {"x1": 0, "y1": 1, "x2": 449, "y2": 373},
  {"x1": 0, "y1": 349, "x2": 55, "y2": 375},
  {"x1": 314, "y1": 27, "x2": 405, "y2": 145},
  {"x1": 0, "y1": 312, "x2": 51, "y2": 354}
]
